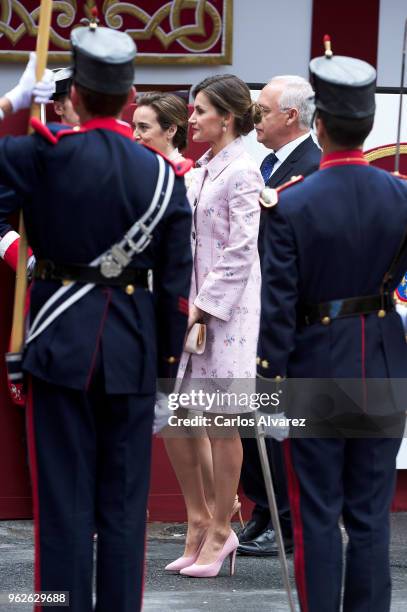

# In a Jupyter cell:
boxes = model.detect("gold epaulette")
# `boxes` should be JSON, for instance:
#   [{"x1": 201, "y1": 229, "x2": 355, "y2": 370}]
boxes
[{"x1": 259, "y1": 175, "x2": 304, "y2": 209}]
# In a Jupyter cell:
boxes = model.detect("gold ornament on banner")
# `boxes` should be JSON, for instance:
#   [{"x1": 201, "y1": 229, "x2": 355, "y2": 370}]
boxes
[{"x1": 0, "y1": 0, "x2": 233, "y2": 64}]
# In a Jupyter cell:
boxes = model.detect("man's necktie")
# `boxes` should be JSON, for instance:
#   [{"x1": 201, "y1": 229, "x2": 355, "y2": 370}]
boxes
[{"x1": 261, "y1": 152, "x2": 278, "y2": 183}]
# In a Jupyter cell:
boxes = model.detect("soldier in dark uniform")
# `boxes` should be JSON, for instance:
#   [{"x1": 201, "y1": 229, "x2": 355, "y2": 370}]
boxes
[
  {"x1": 239, "y1": 76, "x2": 320, "y2": 557},
  {"x1": 51, "y1": 67, "x2": 79, "y2": 125},
  {"x1": 0, "y1": 20, "x2": 192, "y2": 612},
  {"x1": 258, "y1": 41, "x2": 407, "y2": 612},
  {"x1": 0, "y1": 68, "x2": 77, "y2": 272}
]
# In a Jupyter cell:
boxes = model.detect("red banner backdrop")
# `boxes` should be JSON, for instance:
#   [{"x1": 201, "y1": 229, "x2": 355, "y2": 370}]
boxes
[
  {"x1": 0, "y1": 0, "x2": 232, "y2": 64},
  {"x1": 311, "y1": 0, "x2": 380, "y2": 66},
  {"x1": 0, "y1": 109, "x2": 33, "y2": 519}
]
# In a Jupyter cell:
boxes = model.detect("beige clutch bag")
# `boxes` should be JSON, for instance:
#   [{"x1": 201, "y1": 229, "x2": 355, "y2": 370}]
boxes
[{"x1": 184, "y1": 322, "x2": 206, "y2": 355}]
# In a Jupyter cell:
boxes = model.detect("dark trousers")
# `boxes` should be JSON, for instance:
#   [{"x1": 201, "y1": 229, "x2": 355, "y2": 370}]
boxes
[
  {"x1": 283, "y1": 436, "x2": 403, "y2": 612},
  {"x1": 241, "y1": 436, "x2": 292, "y2": 538},
  {"x1": 27, "y1": 374, "x2": 154, "y2": 612}
]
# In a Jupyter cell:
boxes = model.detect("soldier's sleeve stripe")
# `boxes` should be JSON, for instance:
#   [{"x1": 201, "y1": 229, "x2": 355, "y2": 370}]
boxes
[
  {"x1": 0, "y1": 230, "x2": 19, "y2": 259},
  {"x1": 30, "y1": 117, "x2": 58, "y2": 144},
  {"x1": 0, "y1": 231, "x2": 33, "y2": 271}
]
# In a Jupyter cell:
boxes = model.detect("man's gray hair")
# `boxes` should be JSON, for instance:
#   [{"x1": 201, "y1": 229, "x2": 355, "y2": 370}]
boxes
[{"x1": 269, "y1": 75, "x2": 315, "y2": 130}]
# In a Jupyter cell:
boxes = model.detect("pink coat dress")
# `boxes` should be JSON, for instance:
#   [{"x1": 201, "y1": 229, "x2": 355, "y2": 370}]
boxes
[{"x1": 177, "y1": 137, "x2": 263, "y2": 414}]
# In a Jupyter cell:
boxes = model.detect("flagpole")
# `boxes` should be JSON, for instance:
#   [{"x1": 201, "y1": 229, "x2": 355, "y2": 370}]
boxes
[{"x1": 10, "y1": 0, "x2": 53, "y2": 353}]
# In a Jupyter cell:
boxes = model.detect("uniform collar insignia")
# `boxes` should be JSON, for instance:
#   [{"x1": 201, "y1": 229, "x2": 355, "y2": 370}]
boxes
[
  {"x1": 78, "y1": 117, "x2": 134, "y2": 140},
  {"x1": 320, "y1": 149, "x2": 369, "y2": 170},
  {"x1": 50, "y1": 117, "x2": 134, "y2": 142}
]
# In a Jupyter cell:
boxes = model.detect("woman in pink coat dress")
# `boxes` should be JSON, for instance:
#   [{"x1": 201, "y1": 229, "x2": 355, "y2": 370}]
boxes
[{"x1": 164, "y1": 75, "x2": 263, "y2": 578}]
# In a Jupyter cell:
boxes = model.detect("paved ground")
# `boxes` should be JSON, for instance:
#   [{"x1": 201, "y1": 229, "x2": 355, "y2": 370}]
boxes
[{"x1": 0, "y1": 516, "x2": 406, "y2": 611}]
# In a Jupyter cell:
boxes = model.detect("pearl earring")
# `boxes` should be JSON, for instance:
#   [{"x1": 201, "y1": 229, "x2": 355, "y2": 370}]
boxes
[{"x1": 222, "y1": 123, "x2": 227, "y2": 132}]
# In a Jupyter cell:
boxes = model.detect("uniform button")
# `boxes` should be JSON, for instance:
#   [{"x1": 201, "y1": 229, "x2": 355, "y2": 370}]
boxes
[
  {"x1": 168, "y1": 356, "x2": 176, "y2": 364},
  {"x1": 256, "y1": 356, "x2": 260, "y2": 365},
  {"x1": 261, "y1": 359, "x2": 269, "y2": 368},
  {"x1": 125, "y1": 284, "x2": 135, "y2": 295},
  {"x1": 275, "y1": 375, "x2": 283, "y2": 383},
  {"x1": 377, "y1": 309, "x2": 386, "y2": 318},
  {"x1": 62, "y1": 279, "x2": 72, "y2": 286},
  {"x1": 321, "y1": 316, "x2": 331, "y2": 325},
  {"x1": 192, "y1": 231, "x2": 196, "y2": 240}
]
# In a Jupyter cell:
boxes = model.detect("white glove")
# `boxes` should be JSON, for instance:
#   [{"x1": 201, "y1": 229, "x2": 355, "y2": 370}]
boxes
[
  {"x1": 256, "y1": 410, "x2": 289, "y2": 442},
  {"x1": 153, "y1": 391, "x2": 172, "y2": 435},
  {"x1": 32, "y1": 70, "x2": 55, "y2": 105},
  {"x1": 27, "y1": 254, "x2": 36, "y2": 282},
  {"x1": 5, "y1": 52, "x2": 55, "y2": 112}
]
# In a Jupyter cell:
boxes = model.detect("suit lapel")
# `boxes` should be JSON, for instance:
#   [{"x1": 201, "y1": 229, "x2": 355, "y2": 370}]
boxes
[
  {"x1": 268, "y1": 160, "x2": 295, "y2": 187},
  {"x1": 267, "y1": 135, "x2": 316, "y2": 188}
]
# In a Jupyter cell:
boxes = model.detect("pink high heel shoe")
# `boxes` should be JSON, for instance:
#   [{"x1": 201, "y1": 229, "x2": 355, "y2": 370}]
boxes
[
  {"x1": 165, "y1": 534, "x2": 206, "y2": 572},
  {"x1": 179, "y1": 531, "x2": 239, "y2": 578}
]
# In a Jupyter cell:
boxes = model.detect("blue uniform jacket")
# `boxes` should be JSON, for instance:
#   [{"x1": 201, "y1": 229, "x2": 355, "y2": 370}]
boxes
[
  {"x1": 258, "y1": 160, "x2": 407, "y2": 413},
  {"x1": 0, "y1": 187, "x2": 21, "y2": 238},
  {"x1": 0, "y1": 118, "x2": 192, "y2": 394}
]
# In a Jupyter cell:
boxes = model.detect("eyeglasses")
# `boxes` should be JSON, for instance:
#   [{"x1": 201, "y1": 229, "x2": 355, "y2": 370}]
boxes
[
  {"x1": 256, "y1": 104, "x2": 272, "y2": 117},
  {"x1": 254, "y1": 104, "x2": 292, "y2": 121}
]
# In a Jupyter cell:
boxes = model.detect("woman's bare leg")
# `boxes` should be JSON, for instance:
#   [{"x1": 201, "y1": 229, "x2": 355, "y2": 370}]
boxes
[
  {"x1": 163, "y1": 419, "x2": 212, "y2": 556},
  {"x1": 195, "y1": 421, "x2": 243, "y2": 565},
  {"x1": 195, "y1": 433, "x2": 216, "y2": 516}
]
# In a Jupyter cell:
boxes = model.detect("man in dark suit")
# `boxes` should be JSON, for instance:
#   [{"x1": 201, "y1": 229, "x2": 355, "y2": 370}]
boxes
[
  {"x1": 239, "y1": 76, "x2": 320, "y2": 557},
  {"x1": 258, "y1": 45, "x2": 407, "y2": 611},
  {"x1": 256, "y1": 76, "x2": 321, "y2": 263}
]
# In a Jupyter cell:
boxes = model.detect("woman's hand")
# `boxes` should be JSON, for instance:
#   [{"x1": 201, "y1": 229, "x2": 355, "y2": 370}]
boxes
[{"x1": 188, "y1": 304, "x2": 204, "y2": 330}]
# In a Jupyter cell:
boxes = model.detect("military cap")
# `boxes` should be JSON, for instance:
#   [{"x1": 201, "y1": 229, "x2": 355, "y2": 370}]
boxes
[
  {"x1": 71, "y1": 17, "x2": 136, "y2": 95},
  {"x1": 52, "y1": 67, "x2": 73, "y2": 100},
  {"x1": 309, "y1": 36, "x2": 376, "y2": 119}
]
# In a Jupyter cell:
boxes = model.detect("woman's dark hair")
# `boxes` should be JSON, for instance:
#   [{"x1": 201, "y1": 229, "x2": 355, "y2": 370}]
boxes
[
  {"x1": 192, "y1": 74, "x2": 255, "y2": 136},
  {"x1": 317, "y1": 109, "x2": 374, "y2": 148},
  {"x1": 137, "y1": 92, "x2": 188, "y2": 150}
]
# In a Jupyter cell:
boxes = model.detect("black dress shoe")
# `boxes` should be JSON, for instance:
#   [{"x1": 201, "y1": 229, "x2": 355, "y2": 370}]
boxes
[
  {"x1": 237, "y1": 528, "x2": 294, "y2": 556},
  {"x1": 238, "y1": 519, "x2": 267, "y2": 543}
]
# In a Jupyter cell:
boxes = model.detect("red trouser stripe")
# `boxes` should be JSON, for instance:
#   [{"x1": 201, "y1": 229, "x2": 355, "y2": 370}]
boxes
[
  {"x1": 283, "y1": 439, "x2": 309, "y2": 612},
  {"x1": 26, "y1": 381, "x2": 42, "y2": 611}
]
